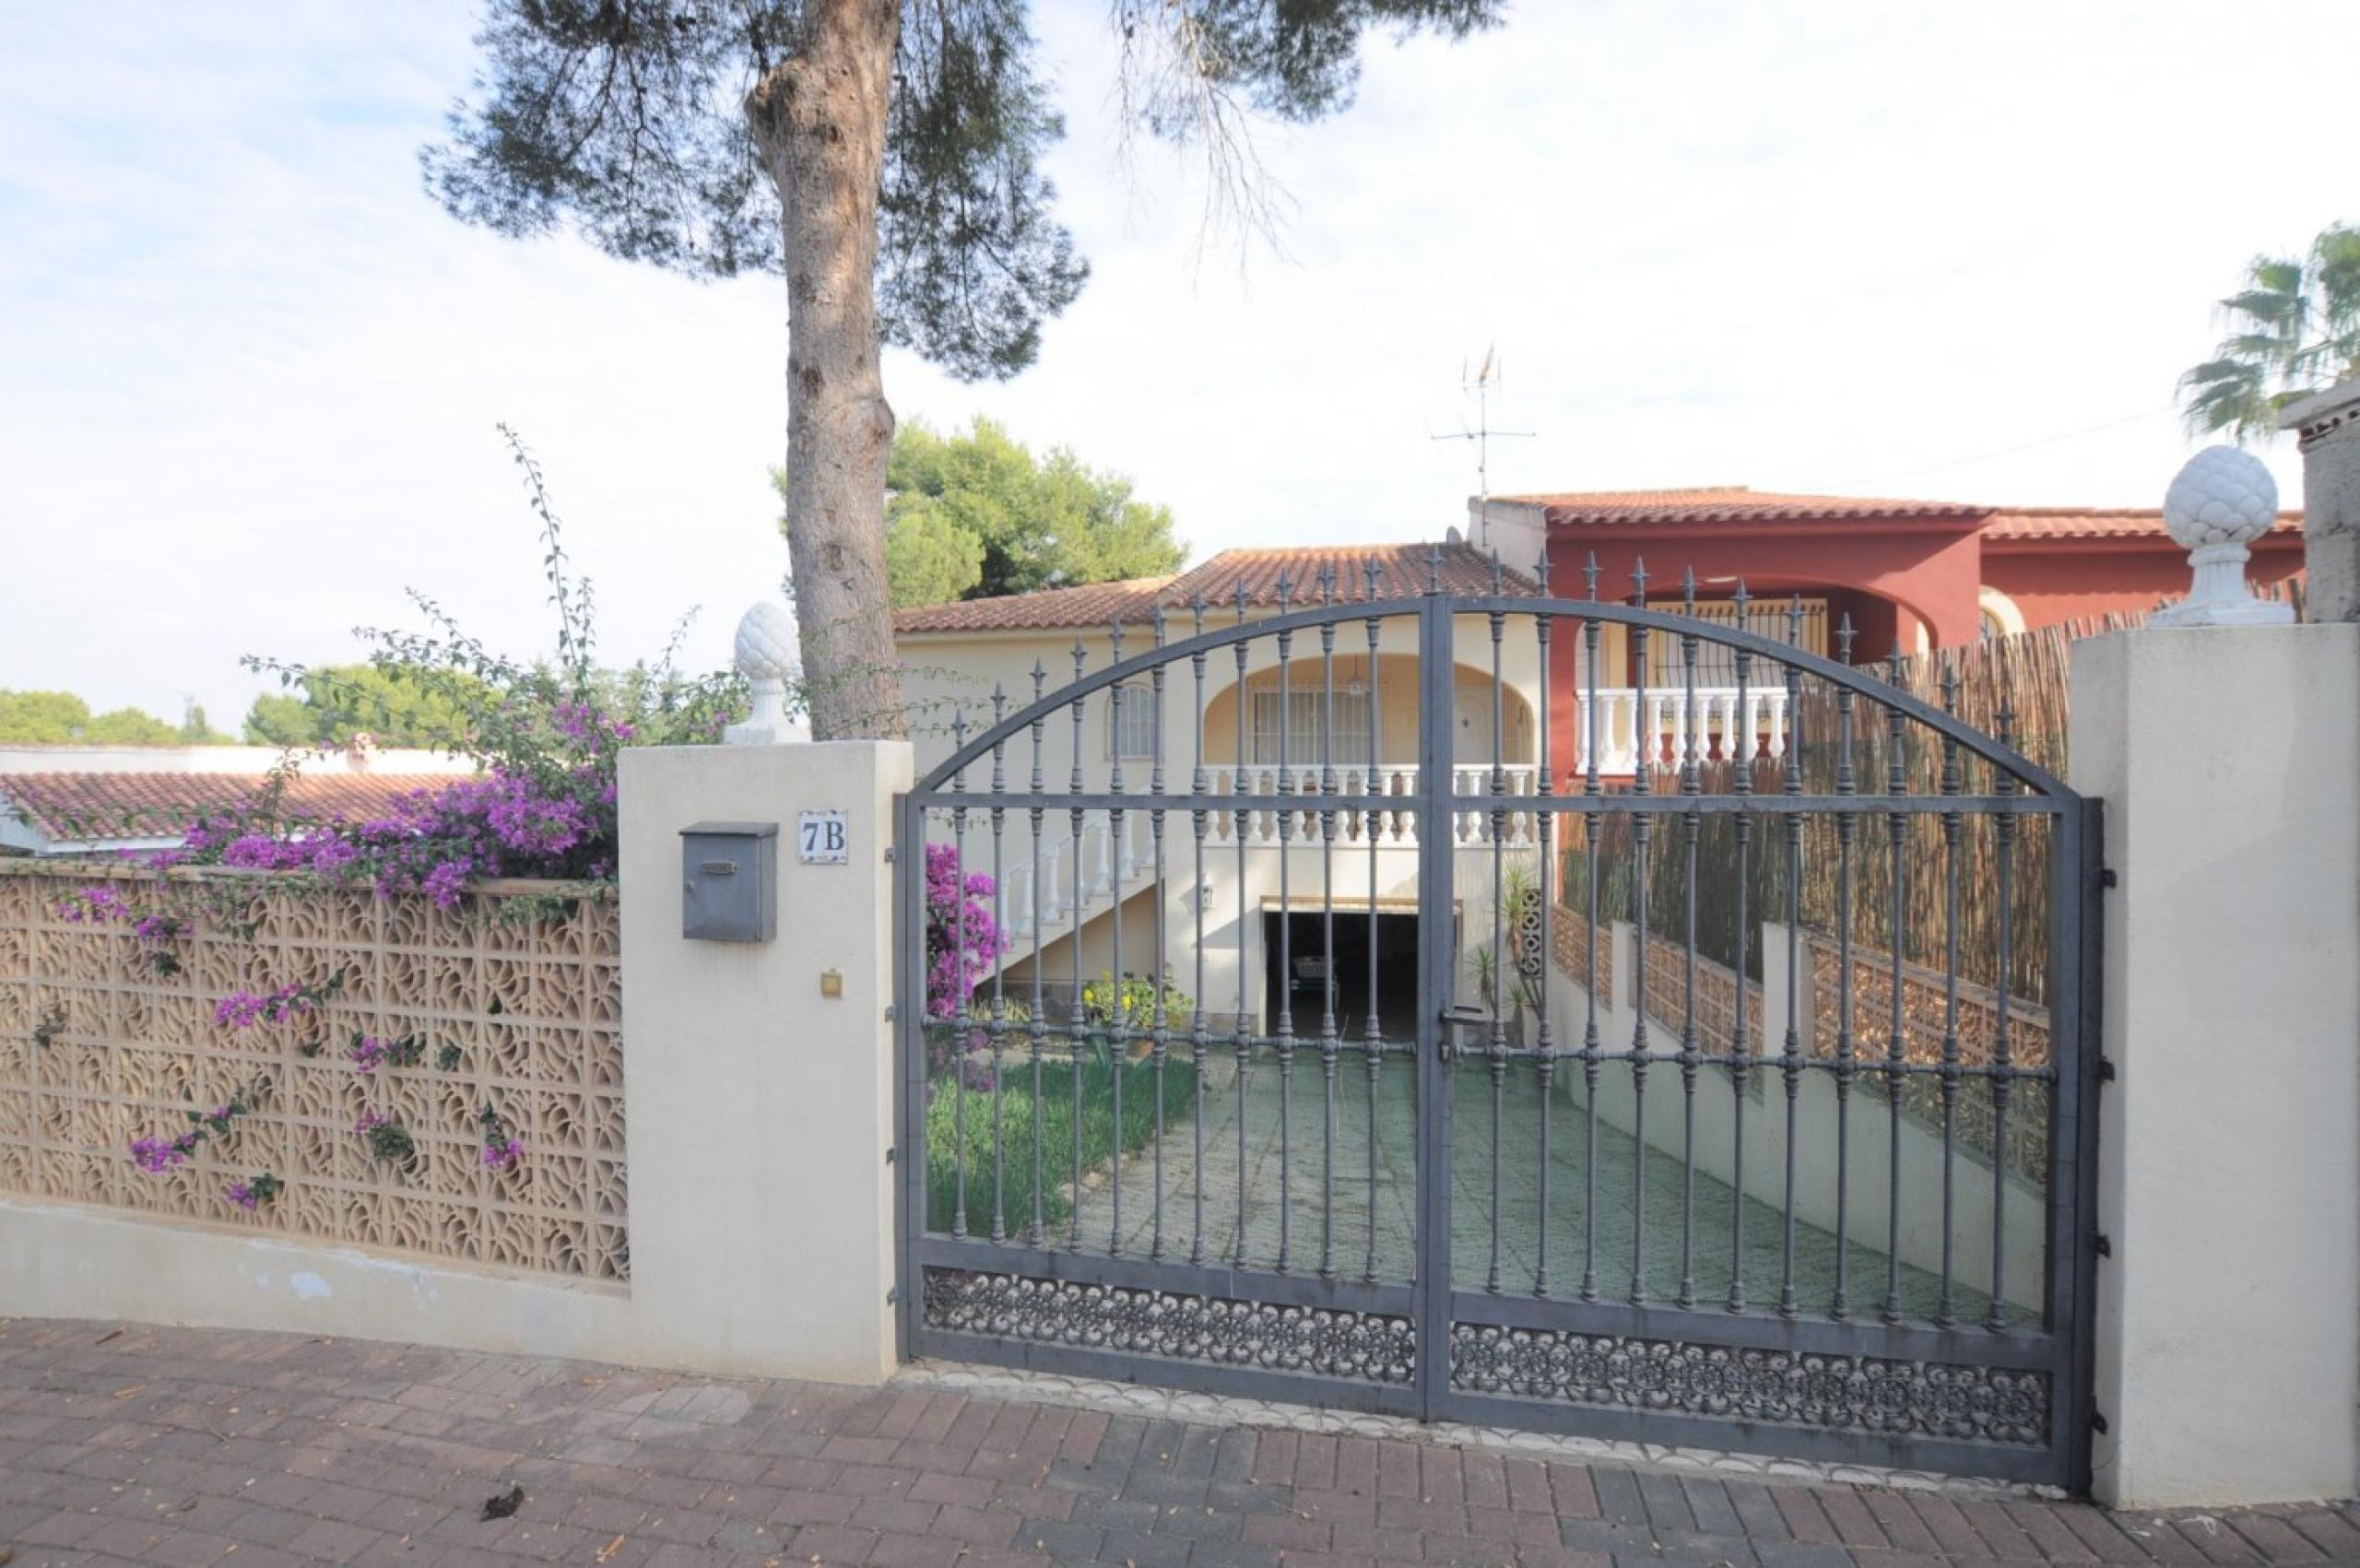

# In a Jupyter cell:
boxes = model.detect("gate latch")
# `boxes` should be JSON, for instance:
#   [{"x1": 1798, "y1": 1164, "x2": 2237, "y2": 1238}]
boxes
[{"x1": 1438, "y1": 1004, "x2": 1490, "y2": 1062}]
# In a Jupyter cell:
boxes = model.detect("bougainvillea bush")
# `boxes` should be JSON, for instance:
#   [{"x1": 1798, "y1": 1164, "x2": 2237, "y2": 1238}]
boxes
[
  {"x1": 175, "y1": 427, "x2": 754, "y2": 898},
  {"x1": 55, "y1": 430, "x2": 768, "y2": 1204}
]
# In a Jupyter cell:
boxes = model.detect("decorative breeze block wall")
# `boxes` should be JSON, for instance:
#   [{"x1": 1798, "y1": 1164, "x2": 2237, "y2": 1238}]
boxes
[{"x1": 0, "y1": 865, "x2": 627, "y2": 1285}]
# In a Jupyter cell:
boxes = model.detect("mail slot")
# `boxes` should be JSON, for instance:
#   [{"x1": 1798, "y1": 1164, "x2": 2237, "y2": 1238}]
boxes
[{"x1": 680, "y1": 821, "x2": 777, "y2": 942}]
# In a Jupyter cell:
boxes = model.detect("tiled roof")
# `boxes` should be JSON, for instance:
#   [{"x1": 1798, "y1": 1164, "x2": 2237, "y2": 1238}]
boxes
[
  {"x1": 1504, "y1": 487, "x2": 1989, "y2": 525},
  {"x1": 1165, "y1": 541, "x2": 1529, "y2": 607},
  {"x1": 1981, "y1": 507, "x2": 2305, "y2": 542},
  {"x1": 893, "y1": 543, "x2": 1531, "y2": 635},
  {"x1": 0, "y1": 772, "x2": 468, "y2": 846},
  {"x1": 891, "y1": 576, "x2": 1180, "y2": 634}
]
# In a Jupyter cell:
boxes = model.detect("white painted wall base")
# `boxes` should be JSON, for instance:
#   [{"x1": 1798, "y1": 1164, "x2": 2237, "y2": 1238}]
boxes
[
  {"x1": 2073, "y1": 624, "x2": 2360, "y2": 1509},
  {"x1": 0, "y1": 740, "x2": 914, "y2": 1389}
]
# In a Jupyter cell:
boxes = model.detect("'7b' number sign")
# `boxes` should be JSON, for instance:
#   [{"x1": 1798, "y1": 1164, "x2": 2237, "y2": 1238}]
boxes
[{"x1": 797, "y1": 809, "x2": 848, "y2": 865}]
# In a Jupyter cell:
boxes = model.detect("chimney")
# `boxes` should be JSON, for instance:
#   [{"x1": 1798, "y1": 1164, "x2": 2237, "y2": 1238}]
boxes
[{"x1": 2283, "y1": 377, "x2": 2360, "y2": 622}]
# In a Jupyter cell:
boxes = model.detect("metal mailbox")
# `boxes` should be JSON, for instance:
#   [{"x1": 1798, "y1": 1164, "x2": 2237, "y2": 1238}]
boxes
[{"x1": 680, "y1": 821, "x2": 777, "y2": 942}]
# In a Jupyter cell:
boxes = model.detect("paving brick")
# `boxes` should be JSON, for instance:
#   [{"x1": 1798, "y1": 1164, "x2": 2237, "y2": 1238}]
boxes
[
  {"x1": 1814, "y1": 1487, "x2": 1894, "y2": 1549},
  {"x1": 869, "y1": 1528, "x2": 966, "y2": 1568},
  {"x1": 1252, "y1": 1428, "x2": 1301, "y2": 1485},
  {"x1": 2284, "y1": 1511, "x2": 2360, "y2": 1561},
  {"x1": 2223, "y1": 1511, "x2": 2330, "y2": 1563},
  {"x1": 2056, "y1": 1504, "x2": 2177, "y2": 1564},
  {"x1": 1504, "y1": 1456, "x2": 1553, "y2": 1514},
  {"x1": 1635, "y1": 1468, "x2": 1697, "y2": 1532},
  {"x1": 1295, "y1": 1432, "x2": 1341, "y2": 1491},
  {"x1": 1590, "y1": 1467, "x2": 1648, "y2": 1525},
  {"x1": 4, "y1": 1319, "x2": 2351, "y2": 1568}
]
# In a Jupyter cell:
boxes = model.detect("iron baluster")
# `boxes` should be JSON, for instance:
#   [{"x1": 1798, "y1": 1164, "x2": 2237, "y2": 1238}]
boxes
[
  {"x1": 1778, "y1": 596, "x2": 1804, "y2": 1320},
  {"x1": 1150, "y1": 606, "x2": 1170, "y2": 1263},
  {"x1": 950, "y1": 713, "x2": 970, "y2": 1242},
  {"x1": 1275, "y1": 573, "x2": 1296, "y2": 1274},
  {"x1": 1190, "y1": 594, "x2": 1210, "y2": 1267},
  {"x1": 1108, "y1": 619, "x2": 1127, "y2": 1256},
  {"x1": 1629, "y1": 557, "x2": 1651, "y2": 1306},
  {"x1": 1487, "y1": 567, "x2": 1508, "y2": 1297},
  {"x1": 1937, "y1": 664, "x2": 1964, "y2": 1328},
  {"x1": 1029, "y1": 663, "x2": 1048, "y2": 1245},
  {"x1": 1990, "y1": 701, "x2": 2019, "y2": 1331},
  {"x1": 1581, "y1": 560, "x2": 1603, "y2": 1306},
  {"x1": 1677, "y1": 569, "x2": 1702, "y2": 1311},
  {"x1": 989, "y1": 688, "x2": 1009, "y2": 1245},
  {"x1": 1728, "y1": 581, "x2": 1753, "y2": 1315},
  {"x1": 1068, "y1": 642, "x2": 1087, "y2": 1254},
  {"x1": 1318, "y1": 565, "x2": 1339, "y2": 1282},
  {"x1": 1533, "y1": 595, "x2": 1555, "y2": 1300},
  {"x1": 1832, "y1": 616, "x2": 1858, "y2": 1318},
  {"x1": 1233, "y1": 583, "x2": 1252, "y2": 1267},
  {"x1": 1883, "y1": 653, "x2": 1910, "y2": 1326},
  {"x1": 1363, "y1": 567, "x2": 1386, "y2": 1284}
]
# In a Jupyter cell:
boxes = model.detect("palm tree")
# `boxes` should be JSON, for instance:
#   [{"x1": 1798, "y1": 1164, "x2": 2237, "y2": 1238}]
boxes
[{"x1": 2180, "y1": 222, "x2": 2360, "y2": 442}]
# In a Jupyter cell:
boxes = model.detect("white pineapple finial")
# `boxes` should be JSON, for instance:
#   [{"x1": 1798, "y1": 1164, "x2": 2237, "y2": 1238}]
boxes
[
  {"x1": 2149, "y1": 446, "x2": 2294, "y2": 628},
  {"x1": 724, "y1": 602, "x2": 803, "y2": 745}
]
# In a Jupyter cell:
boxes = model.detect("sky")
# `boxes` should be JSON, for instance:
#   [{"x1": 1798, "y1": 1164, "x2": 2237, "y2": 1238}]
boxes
[{"x1": 0, "y1": 0, "x2": 2347, "y2": 732}]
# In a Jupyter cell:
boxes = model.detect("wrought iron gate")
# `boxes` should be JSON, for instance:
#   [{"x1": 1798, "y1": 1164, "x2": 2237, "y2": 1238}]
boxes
[{"x1": 894, "y1": 554, "x2": 2101, "y2": 1490}]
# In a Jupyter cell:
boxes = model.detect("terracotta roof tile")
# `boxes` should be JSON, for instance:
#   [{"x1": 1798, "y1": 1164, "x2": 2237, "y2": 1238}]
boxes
[
  {"x1": 0, "y1": 772, "x2": 471, "y2": 846},
  {"x1": 892, "y1": 543, "x2": 1531, "y2": 635},
  {"x1": 1506, "y1": 487, "x2": 1988, "y2": 525},
  {"x1": 1163, "y1": 541, "x2": 1529, "y2": 608},
  {"x1": 891, "y1": 575, "x2": 1178, "y2": 634},
  {"x1": 1980, "y1": 507, "x2": 2304, "y2": 542}
]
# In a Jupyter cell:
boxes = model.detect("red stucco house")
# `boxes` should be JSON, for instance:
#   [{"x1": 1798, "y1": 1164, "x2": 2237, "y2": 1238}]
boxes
[
  {"x1": 1469, "y1": 486, "x2": 2302, "y2": 780},
  {"x1": 1475, "y1": 485, "x2": 2303, "y2": 662}
]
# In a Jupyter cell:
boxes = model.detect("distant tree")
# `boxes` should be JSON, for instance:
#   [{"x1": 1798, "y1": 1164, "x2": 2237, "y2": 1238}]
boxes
[
  {"x1": 177, "y1": 701, "x2": 233, "y2": 745},
  {"x1": 241, "y1": 664, "x2": 482, "y2": 749},
  {"x1": 0, "y1": 690, "x2": 92, "y2": 744},
  {"x1": 784, "y1": 419, "x2": 1186, "y2": 609},
  {"x1": 2180, "y1": 221, "x2": 2360, "y2": 442},
  {"x1": 81, "y1": 708, "x2": 182, "y2": 745},
  {"x1": 0, "y1": 690, "x2": 186, "y2": 745},
  {"x1": 425, "y1": 0, "x2": 1506, "y2": 737}
]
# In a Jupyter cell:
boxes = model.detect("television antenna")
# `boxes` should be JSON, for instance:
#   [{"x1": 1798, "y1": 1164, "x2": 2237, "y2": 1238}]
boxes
[{"x1": 1431, "y1": 345, "x2": 1534, "y2": 546}]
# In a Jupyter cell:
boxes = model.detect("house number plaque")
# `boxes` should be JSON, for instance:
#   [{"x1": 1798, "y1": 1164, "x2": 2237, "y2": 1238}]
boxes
[{"x1": 797, "y1": 809, "x2": 848, "y2": 865}]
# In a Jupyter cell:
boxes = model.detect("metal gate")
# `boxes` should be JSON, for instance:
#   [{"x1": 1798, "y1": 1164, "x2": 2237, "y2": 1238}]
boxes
[{"x1": 894, "y1": 554, "x2": 2101, "y2": 1490}]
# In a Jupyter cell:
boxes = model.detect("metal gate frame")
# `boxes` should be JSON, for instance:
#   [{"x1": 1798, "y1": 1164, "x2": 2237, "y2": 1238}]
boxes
[{"x1": 894, "y1": 580, "x2": 2103, "y2": 1491}]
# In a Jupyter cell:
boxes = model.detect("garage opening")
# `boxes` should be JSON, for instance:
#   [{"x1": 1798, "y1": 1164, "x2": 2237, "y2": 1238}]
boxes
[{"x1": 1262, "y1": 907, "x2": 1421, "y2": 1042}]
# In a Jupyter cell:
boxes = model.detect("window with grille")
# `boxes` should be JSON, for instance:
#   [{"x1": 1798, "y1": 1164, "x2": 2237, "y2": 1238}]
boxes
[
  {"x1": 1646, "y1": 599, "x2": 1827, "y2": 685},
  {"x1": 1250, "y1": 687, "x2": 1377, "y2": 765},
  {"x1": 1107, "y1": 687, "x2": 1159, "y2": 759}
]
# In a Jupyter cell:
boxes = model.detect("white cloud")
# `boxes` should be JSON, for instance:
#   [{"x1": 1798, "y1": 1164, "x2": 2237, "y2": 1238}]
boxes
[{"x1": 0, "y1": 0, "x2": 2344, "y2": 727}]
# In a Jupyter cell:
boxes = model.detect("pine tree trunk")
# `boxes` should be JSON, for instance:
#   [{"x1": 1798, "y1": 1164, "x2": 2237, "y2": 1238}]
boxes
[{"x1": 750, "y1": 0, "x2": 906, "y2": 740}]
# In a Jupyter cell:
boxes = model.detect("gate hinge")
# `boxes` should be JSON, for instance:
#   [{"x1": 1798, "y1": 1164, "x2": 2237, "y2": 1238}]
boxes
[
  {"x1": 885, "y1": 1145, "x2": 897, "y2": 1165},
  {"x1": 2091, "y1": 1407, "x2": 2109, "y2": 1435},
  {"x1": 886, "y1": 1285, "x2": 900, "y2": 1304},
  {"x1": 2098, "y1": 866, "x2": 2118, "y2": 890},
  {"x1": 883, "y1": 845, "x2": 896, "y2": 864},
  {"x1": 2093, "y1": 1232, "x2": 2112, "y2": 1258},
  {"x1": 2097, "y1": 1056, "x2": 2117, "y2": 1084}
]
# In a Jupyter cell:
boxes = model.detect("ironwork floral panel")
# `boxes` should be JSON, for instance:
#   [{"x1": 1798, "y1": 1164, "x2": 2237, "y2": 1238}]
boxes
[
  {"x1": 925, "y1": 1267, "x2": 1416, "y2": 1385},
  {"x1": 1450, "y1": 1323, "x2": 2048, "y2": 1447}
]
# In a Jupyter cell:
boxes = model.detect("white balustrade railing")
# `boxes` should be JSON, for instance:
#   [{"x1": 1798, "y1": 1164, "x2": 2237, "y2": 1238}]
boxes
[
  {"x1": 1001, "y1": 813, "x2": 1159, "y2": 940},
  {"x1": 991, "y1": 689, "x2": 1791, "y2": 944},
  {"x1": 1576, "y1": 686, "x2": 1791, "y2": 776}
]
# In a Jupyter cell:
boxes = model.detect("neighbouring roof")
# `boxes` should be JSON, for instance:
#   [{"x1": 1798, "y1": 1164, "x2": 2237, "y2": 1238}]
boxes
[
  {"x1": 0, "y1": 771, "x2": 471, "y2": 854},
  {"x1": 892, "y1": 542, "x2": 1532, "y2": 635},
  {"x1": 1980, "y1": 507, "x2": 2305, "y2": 543},
  {"x1": 1500, "y1": 487, "x2": 1990, "y2": 526}
]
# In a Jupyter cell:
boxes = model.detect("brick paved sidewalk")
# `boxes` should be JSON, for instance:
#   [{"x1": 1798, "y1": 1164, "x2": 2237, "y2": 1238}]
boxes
[{"x1": 0, "y1": 1320, "x2": 2353, "y2": 1568}]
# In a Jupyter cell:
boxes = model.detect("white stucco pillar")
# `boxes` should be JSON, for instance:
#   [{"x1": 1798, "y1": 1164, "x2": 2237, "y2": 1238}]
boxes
[
  {"x1": 620, "y1": 739, "x2": 912, "y2": 1384},
  {"x1": 2071, "y1": 623, "x2": 2360, "y2": 1508},
  {"x1": 2285, "y1": 378, "x2": 2360, "y2": 623}
]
